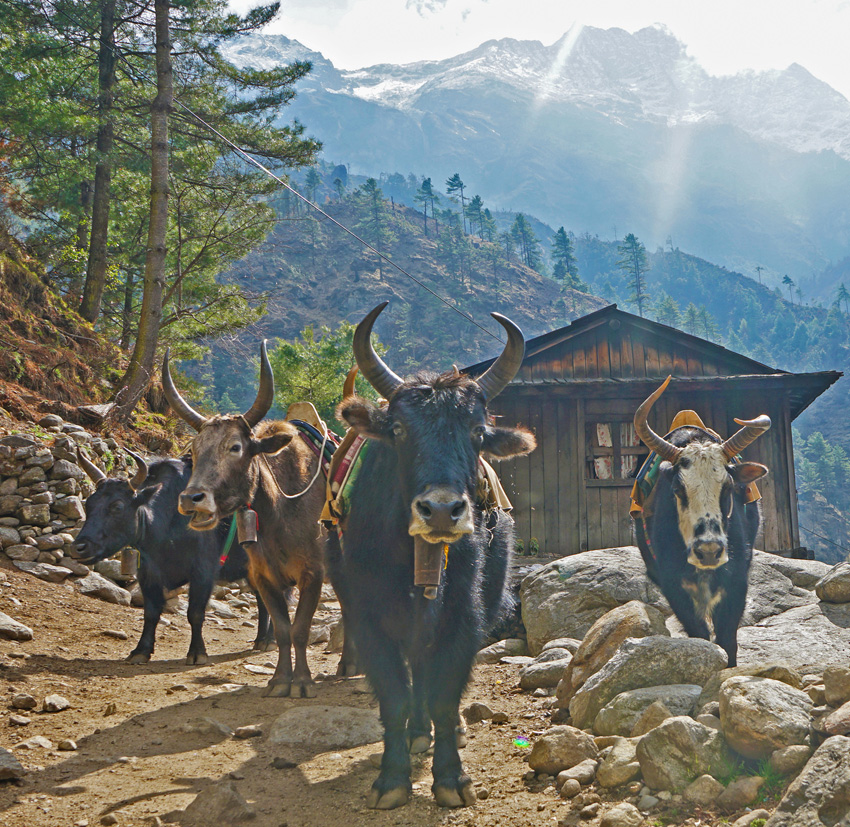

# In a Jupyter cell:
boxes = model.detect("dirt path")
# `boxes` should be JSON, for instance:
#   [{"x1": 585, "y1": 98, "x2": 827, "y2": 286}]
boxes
[{"x1": 0, "y1": 562, "x2": 773, "y2": 827}]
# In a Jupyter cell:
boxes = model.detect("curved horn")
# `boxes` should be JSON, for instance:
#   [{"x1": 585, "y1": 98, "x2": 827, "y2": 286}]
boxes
[
  {"x1": 76, "y1": 447, "x2": 106, "y2": 484},
  {"x1": 242, "y1": 340, "x2": 275, "y2": 429},
  {"x1": 633, "y1": 376, "x2": 683, "y2": 463},
  {"x1": 722, "y1": 415, "x2": 771, "y2": 459},
  {"x1": 126, "y1": 448, "x2": 148, "y2": 491},
  {"x1": 353, "y1": 302, "x2": 403, "y2": 400},
  {"x1": 162, "y1": 348, "x2": 208, "y2": 432},
  {"x1": 476, "y1": 314, "x2": 526, "y2": 401},
  {"x1": 343, "y1": 365, "x2": 358, "y2": 399}
]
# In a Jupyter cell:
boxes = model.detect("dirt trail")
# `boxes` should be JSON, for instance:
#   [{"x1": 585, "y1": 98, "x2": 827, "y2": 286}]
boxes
[{"x1": 0, "y1": 561, "x2": 771, "y2": 827}]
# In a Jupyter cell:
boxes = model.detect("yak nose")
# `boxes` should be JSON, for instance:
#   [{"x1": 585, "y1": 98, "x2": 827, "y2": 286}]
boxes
[
  {"x1": 414, "y1": 495, "x2": 468, "y2": 533},
  {"x1": 178, "y1": 489, "x2": 206, "y2": 514},
  {"x1": 72, "y1": 539, "x2": 89, "y2": 558},
  {"x1": 693, "y1": 540, "x2": 724, "y2": 568}
]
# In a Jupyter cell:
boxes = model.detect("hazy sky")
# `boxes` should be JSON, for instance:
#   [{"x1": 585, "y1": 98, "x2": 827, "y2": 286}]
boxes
[{"x1": 230, "y1": 0, "x2": 850, "y2": 99}]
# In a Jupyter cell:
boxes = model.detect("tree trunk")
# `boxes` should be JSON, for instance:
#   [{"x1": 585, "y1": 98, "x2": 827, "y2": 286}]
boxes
[
  {"x1": 114, "y1": 0, "x2": 171, "y2": 421},
  {"x1": 119, "y1": 268, "x2": 135, "y2": 350},
  {"x1": 80, "y1": 0, "x2": 117, "y2": 324}
]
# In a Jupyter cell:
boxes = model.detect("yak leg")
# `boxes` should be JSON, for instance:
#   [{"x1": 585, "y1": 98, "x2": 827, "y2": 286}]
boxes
[
  {"x1": 128, "y1": 571, "x2": 165, "y2": 664},
  {"x1": 253, "y1": 589, "x2": 274, "y2": 651},
  {"x1": 713, "y1": 584, "x2": 748, "y2": 668},
  {"x1": 663, "y1": 584, "x2": 712, "y2": 640},
  {"x1": 361, "y1": 625, "x2": 412, "y2": 810},
  {"x1": 256, "y1": 579, "x2": 295, "y2": 698},
  {"x1": 290, "y1": 567, "x2": 322, "y2": 698},
  {"x1": 425, "y1": 640, "x2": 478, "y2": 808},
  {"x1": 185, "y1": 568, "x2": 213, "y2": 666},
  {"x1": 408, "y1": 657, "x2": 431, "y2": 754}
]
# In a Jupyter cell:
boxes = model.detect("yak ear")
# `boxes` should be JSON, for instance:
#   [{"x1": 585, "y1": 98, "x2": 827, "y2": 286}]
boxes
[
  {"x1": 337, "y1": 396, "x2": 393, "y2": 440},
  {"x1": 132, "y1": 482, "x2": 162, "y2": 509},
  {"x1": 729, "y1": 462, "x2": 768, "y2": 485},
  {"x1": 482, "y1": 426, "x2": 536, "y2": 458},
  {"x1": 251, "y1": 426, "x2": 295, "y2": 457}
]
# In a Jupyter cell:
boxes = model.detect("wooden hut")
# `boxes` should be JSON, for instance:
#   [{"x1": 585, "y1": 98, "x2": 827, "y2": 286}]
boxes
[{"x1": 466, "y1": 305, "x2": 841, "y2": 557}]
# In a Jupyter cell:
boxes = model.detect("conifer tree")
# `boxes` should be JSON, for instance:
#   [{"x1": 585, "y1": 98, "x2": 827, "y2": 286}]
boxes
[
  {"x1": 445, "y1": 172, "x2": 467, "y2": 233},
  {"x1": 551, "y1": 226, "x2": 583, "y2": 290},
  {"x1": 837, "y1": 283, "x2": 850, "y2": 315},
  {"x1": 510, "y1": 213, "x2": 542, "y2": 271},
  {"x1": 617, "y1": 232, "x2": 650, "y2": 317}
]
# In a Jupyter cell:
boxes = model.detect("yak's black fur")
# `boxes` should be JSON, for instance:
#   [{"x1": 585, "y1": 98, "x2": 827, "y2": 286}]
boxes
[
  {"x1": 633, "y1": 426, "x2": 761, "y2": 667},
  {"x1": 73, "y1": 457, "x2": 270, "y2": 664},
  {"x1": 328, "y1": 372, "x2": 534, "y2": 809}
]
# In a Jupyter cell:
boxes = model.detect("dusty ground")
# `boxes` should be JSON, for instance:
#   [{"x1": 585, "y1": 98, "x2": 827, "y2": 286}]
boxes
[{"x1": 0, "y1": 561, "x2": 780, "y2": 827}]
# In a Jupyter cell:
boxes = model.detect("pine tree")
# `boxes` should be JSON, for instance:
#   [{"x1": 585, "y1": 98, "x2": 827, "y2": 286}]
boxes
[
  {"x1": 445, "y1": 173, "x2": 467, "y2": 233},
  {"x1": 836, "y1": 283, "x2": 850, "y2": 315},
  {"x1": 465, "y1": 194, "x2": 484, "y2": 237},
  {"x1": 617, "y1": 233, "x2": 650, "y2": 317},
  {"x1": 510, "y1": 214, "x2": 542, "y2": 271},
  {"x1": 655, "y1": 294, "x2": 680, "y2": 327},
  {"x1": 682, "y1": 302, "x2": 700, "y2": 335},
  {"x1": 551, "y1": 226, "x2": 582, "y2": 290},
  {"x1": 782, "y1": 274, "x2": 795, "y2": 303},
  {"x1": 304, "y1": 167, "x2": 322, "y2": 202},
  {"x1": 415, "y1": 177, "x2": 434, "y2": 236}
]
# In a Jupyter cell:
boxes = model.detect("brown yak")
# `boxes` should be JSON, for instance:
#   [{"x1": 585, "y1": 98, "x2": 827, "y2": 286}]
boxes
[{"x1": 162, "y1": 342, "x2": 354, "y2": 697}]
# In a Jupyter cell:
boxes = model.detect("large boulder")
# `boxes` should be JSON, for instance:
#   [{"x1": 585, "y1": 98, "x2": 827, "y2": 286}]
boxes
[
  {"x1": 593, "y1": 685, "x2": 702, "y2": 737},
  {"x1": 820, "y1": 699, "x2": 850, "y2": 737},
  {"x1": 520, "y1": 656, "x2": 572, "y2": 690},
  {"x1": 740, "y1": 560, "x2": 816, "y2": 626},
  {"x1": 816, "y1": 562, "x2": 850, "y2": 603},
  {"x1": 824, "y1": 667, "x2": 850, "y2": 708},
  {"x1": 520, "y1": 548, "x2": 668, "y2": 654},
  {"x1": 765, "y1": 736, "x2": 850, "y2": 827},
  {"x1": 76, "y1": 572, "x2": 131, "y2": 605},
  {"x1": 698, "y1": 663, "x2": 803, "y2": 709},
  {"x1": 754, "y1": 551, "x2": 832, "y2": 590},
  {"x1": 737, "y1": 602, "x2": 850, "y2": 668},
  {"x1": 636, "y1": 716, "x2": 731, "y2": 792},
  {"x1": 527, "y1": 725, "x2": 598, "y2": 775},
  {"x1": 557, "y1": 600, "x2": 668, "y2": 706},
  {"x1": 596, "y1": 737, "x2": 641, "y2": 787},
  {"x1": 569, "y1": 636, "x2": 727, "y2": 730},
  {"x1": 719, "y1": 676, "x2": 813, "y2": 760},
  {"x1": 476, "y1": 638, "x2": 528, "y2": 664},
  {"x1": 268, "y1": 706, "x2": 382, "y2": 749},
  {"x1": 0, "y1": 610, "x2": 33, "y2": 641}
]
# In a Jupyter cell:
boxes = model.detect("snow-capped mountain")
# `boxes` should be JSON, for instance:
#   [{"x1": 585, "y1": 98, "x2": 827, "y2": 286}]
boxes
[{"x1": 222, "y1": 26, "x2": 850, "y2": 284}]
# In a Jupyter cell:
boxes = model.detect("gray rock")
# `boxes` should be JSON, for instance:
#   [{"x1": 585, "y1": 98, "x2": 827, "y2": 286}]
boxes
[
  {"x1": 94, "y1": 559, "x2": 123, "y2": 581},
  {"x1": 599, "y1": 802, "x2": 643, "y2": 827},
  {"x1": 11, "y1": 693, "x2": 37, "y2": 710},
  {"x1": 534, "y1": 646, "x2": 572, "y2": 663},
  {"x1": 0, "y1": 611, "x2": 33, "y2": 641},
  {"x1": 307, "y1": 624, "x2": 329, "y2": 644},
  {"x1": 0, "y1": 747, "x2": 26, "y2": 780},
  {"x1": 637, "y1": 793, "x2": 659, "y2": 810},
  {"x1": 636, "y1": 716, "x2": 731, "y2": 792},
  {"x1": 769, "y1": 744, "x2": 812, "y2": 775},
  {"x1": 520, "y1": 548, "x2": 669, "y2": 653},
  {"x1": 737, "y1": 602, "x2": 850, "y2": 668},
  {"x1": 13, "y1": 561, "x2": 71, "y2": 583},
  {"x1": 269, "y1": 706, "x2": 382, "y2": 749},
  {"x1": 754, "y1": 551, "x2": 832, "y2": 590},
  {"x1": 16, "y1": 503, "x2": 50, "y2": 526},
  {"x1": 596, "y1": 737, "x2": 641, "y2": 787},
  {"x1": 717, "y1": 775, "x2": 764, "y2": 811},
  {"x1": 52, "y1": 495, "x2": 84, "y2": 520},
  {"x1": 527, "y1": 725, "x2": 599, "y2": 774},
  {"x1": 0, "y1": 435, "x2": 37, "y2": 448},
  {"x1": 38, "y1": 415, "x2": 63, "y2": 428},
  {"x1": 234, "y1": 725, "x2": 262, "y2": 739},
  {"x1": 77, "y1": 572, "x2": 131, "y2": 605},
  {"x1": 8, "y1": 715, "x2": 30, "y2": 726},
  {"x1": 181, "y1": 780, "x2": 255, "y2": 825},
  {"x1": 824, "y1": 666, "x2": 850, "y2": 707},
  {"x1": 594, "y1": 685, "x2": 702, "y2": 737},
  {"x1": 18, "y1": 466, "x2": 46, "y2": 485},
  {"x1": 695, "y1": 713, "x2": 722, "y2": 730},
  {"x1": 684, "y1": 774, "x2": 726, "y2": 807},
  {"x1": 500, "y1": 655, "x2": 533, "y2": 665},
  {"x1": 16, "y1": 735, "x2": 54, "y2": 749},
  {"x1": 34, "y1": 534, "x2": 64, "y2": 551},
  {"x1": 820, "y1": 698, "x2": 850, "y2": 736},
  {"x1": 698, "y1": 663, "x2": 803, "y2": 709},
  {"x1": 816, "y1": 562, "x2": 850, "y2": 603},
  {"x1": 559, "y1": 778, "x2": 582, "y2": 798},
  {"x1": 520, "y1": 658, "x2": 572, "y2": 690},
  {"x1": 631, "y1": 700, "x2": 674, "y2": 737},
  {"x1": 0, "y1": 526, "x2": 21, "y2": 548},
  {"x1": 476, "y1": 638, "x2": 528, "y2": 664},
  {"x1": 766, "y1": 736, "x2": 850, "y2": 826},
  {"x1": 43, "y1": 694, "x2": 70, "y2": 712},
  {"x1": 4, "y1": 544, "x2": 39, "y2": 562},
  {"x1": 0, "y1": 478, "x2": 18, "y2": 496},
  {"x1": 0, "y1": 495, "x2": 24, "y2": 517},
  {"x1": 57, "y1": 739, "x2": 77, "y2": 751},
  {"x1": 740, "y1": 560, "x2": 817, "y2": 626},
  {"x1": 542, "y1": 638, "x2": 581, "y2": 654},
  {"x1": 326, "y1": 620, "x2": 344, "y2": 653},
  {"x1": 49, "y1": 459, "x2": 87, "y2": 482},
  {"x1": 181, "y1": 717, "x2": 233, "y2": 737},
  {"x1": 719, "y1": 676, "x2": 813, "y2": 759},
  {"x1": 462, "y1": 702, "x2": 494, "y2": 724},
  {"x1": 570, "y1": 637, "x2": 727, "y2": 730},
  {"x1": 57, "y1": 557, "x2": 90, "y2": 576},
  {"x1": 556, "y1": 758, "x2": 598, "y2": 785},
  {"x1": 732, "y1": 810, "x2": 772, "y2": 827}
]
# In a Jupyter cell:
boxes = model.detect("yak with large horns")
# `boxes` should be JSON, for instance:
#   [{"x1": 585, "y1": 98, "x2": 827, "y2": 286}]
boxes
[
  {"x1": 326, "y1": 302, "x2": 536, "y2": 810},
  {"x1": 632, "y1": 376, "x2": 770, "y2": 666},
  {"x1": 162, "y1": 343, "x2": 355, "y2": 696},
  {"x1": 73, "y1": 448, "x2": 271, "y2": 663}
]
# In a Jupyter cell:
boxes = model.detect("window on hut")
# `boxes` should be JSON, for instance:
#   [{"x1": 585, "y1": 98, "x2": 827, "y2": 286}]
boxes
[{"x1": 586, "y1": 420, "x2": 647, "y2": 484}]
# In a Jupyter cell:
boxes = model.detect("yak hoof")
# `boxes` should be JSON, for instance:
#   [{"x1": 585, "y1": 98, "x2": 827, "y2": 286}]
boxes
[
  {"x1": 293, "y1": 681, "x2": 317, "y2": 699},
  {"x1": 126, "y1": 652, "x2": 151, "y2": 664},
  {"x1": 253, "y1": 638, "x2": 275, "y2": 652},
  {"x1": 336, "y1": 660, "x2": 359, "y2": 678},
  {"x1": 366, "y1": 786, "x2": 410, "y2": 810},
  {"x1": 186, "y1": 652, "x2": 208, "y2": 666},
  {"x1": 263, "y1": 682, "x2": 291, "y2": 698},
  {"x1": 409, "y1": 735, "x2": 431, "y2": 755},
  {"x1": 456, "y1": 727, "x2": 468, "y2": 749},
  {"x1": 433, "y1": 780, "x2": 476, "y2": 808}
]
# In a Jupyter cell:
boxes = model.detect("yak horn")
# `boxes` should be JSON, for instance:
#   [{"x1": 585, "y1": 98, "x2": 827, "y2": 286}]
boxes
[
  {"x1": 476, "y1": 314, "x2": 526, "y2": 401},
  {"x1": 242, "y1": 340, "x2": 274, "y2": 429},
  {"x1": 126, "y1": 449, "x2": 148, "y2": 491},
  {"x1": 353, "y1": 303, "x2": 403, "y2": 400},
  {"x1": 634, "y1": 376, "x2": 683, "y2": 463},
  {"x1": 722, "y1": 415, "x2": 771, "y2": 459},
  {"x1": 343, "y1": 365, "x2": 358, "y2": 399},
  {"x1": 76, "y1": 447, "x2": 106, "y2": 484},
  {"x1": 162, "y1": 348, "x2": 208, "y2": 432}
]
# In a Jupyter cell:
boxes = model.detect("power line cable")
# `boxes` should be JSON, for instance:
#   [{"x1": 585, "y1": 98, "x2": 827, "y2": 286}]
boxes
[{"x1": 799, "y1": 523, "x2": 848, "y2": 555}]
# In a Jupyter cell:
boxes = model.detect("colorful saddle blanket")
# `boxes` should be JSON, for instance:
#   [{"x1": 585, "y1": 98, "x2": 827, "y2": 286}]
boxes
[{"x1": 290, "y1": 419, "x2": 339, "y2": 478}]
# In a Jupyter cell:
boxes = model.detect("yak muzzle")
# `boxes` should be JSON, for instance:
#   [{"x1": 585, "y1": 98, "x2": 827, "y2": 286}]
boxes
[
  {"x1": 178, "y1": 489, "x2": 219, "y2": 530},
  {"x1": 689, "y1": 539, "x2": 728, "y2": 570},
  {"x1": 409, "y1": 486, "x2": 474, "y2": 543}
]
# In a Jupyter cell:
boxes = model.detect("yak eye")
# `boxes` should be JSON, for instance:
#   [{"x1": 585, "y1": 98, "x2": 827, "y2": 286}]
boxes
[
  {"x1": 392, "y1": 422, "x2": 406, "y2": 439},
  {"x1": 229, "y1": 444, "x2": 241, "y2": 453},
  {"x1": 472, "y1": 425, "x2": 486, "y2": 439},
  {"x1": 110, "y1": 501, "x2": 124, "y2": 513}
]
